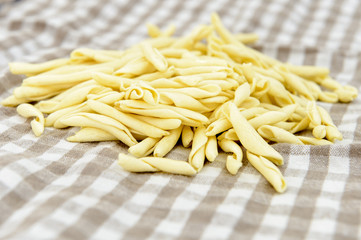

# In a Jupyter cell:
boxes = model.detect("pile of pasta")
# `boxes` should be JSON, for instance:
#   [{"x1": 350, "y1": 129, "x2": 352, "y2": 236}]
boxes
[{"x1": 2, "y1": 13, "x2": 357, "y2": 193}]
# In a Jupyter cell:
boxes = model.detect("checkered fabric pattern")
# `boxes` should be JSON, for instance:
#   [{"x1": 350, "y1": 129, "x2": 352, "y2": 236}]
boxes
[{"x1": 0, "y1": 0, "x2": 361, "y2": 239}]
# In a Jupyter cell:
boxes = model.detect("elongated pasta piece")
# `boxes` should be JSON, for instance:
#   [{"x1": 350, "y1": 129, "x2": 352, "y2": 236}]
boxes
[
  {"x1": 70, "y1": 48, "x2": 121, "y2": 63},
  {"x1": 248, "y1": 111, "x2": 288, "y2": 129},
  {"x1": 60, "y1": 113, "x2": 137, "y2": 147},
  {"x1": 218, "y1": 139, "x2": 243, "y2": 175},
  {"x1": 93, "y1": 72, "x2": 133, "y2": 89},
  {"x1": 153, "y1": 126, "x2": 183, "y2": 157},
  {"x1": 233, "y1": 82, "x2": 251, "y2": 107},
  {"x1": 35, "y1": 84, "x2": 106, "y2": 113},
  {"x1": 22, "y1": 66, "x2": 113, "y2": 86},
  {"x1": 205, "y1": 136, "x2": 218, "y2": 162},
  {"x1": 67, "y1": 127, "x2": 118, "y2": 142},
  {"x1": 45, "y1": 102, "x2": 91, "y2": 128},
  {"x1": 114, "y1": 57, "x2": 155, "y2": 76},
  {"x1": 9, "y1": 58, "x2": 69, "y2": 75},
  {"x1": 128, "y1": 137, "x2": 160, "y2": 157},
  {"x1": 16, "y1": 103, "x2": 44, "y2": 137},
  {"x1": 225, "y1": 102, "x2": 283, "y2": 165},
  {"x1": 2, "y1": 95, "x2": 31, "y2": 107},
  {"x1": 312, "y1": 125, "x2": 327, "y2": 139},
  {"x1": 141, "y1": 42, "x2": 168, "y2": 72},
  {"x1": 115, "y1": 100, "x2": 209, "y2": 126},
  {"x1": 87, "y1": 100, "x2": 168, "y2": 138},
  {"x1": 118, "y1": 153, "x2": 196, "y2": 176},
  {"x1": 188, "y1": 126, "x2": 208, "y2": 171},
  {"x1": 182, "y1": 125, "x2": 194, "y2": 148},
  {"x1": 257, "y1": 125, "x2": 304, "y2": 145},
  {"x1": 247, "y1": 151, "x2": 287, "y2": 193},
  {"x1": 160, "y1": 91, "x2": 211, "y2": 112},
  {"x1": 297, "y1": 136, "x2": 332, "y2": 145}
]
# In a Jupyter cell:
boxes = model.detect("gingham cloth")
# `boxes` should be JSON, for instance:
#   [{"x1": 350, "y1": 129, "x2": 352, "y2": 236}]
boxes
[{"x1": 0, "y1": 0, "x2": 360, "y2": 239}]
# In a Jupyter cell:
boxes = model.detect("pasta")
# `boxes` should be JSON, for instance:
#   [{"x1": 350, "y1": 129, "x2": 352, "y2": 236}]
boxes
[{"x1": 2, "y1": 13, "x2": 358, "y2": 193}]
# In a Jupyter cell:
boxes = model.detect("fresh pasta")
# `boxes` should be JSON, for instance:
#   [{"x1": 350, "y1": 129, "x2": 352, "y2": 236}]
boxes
[{"x1": 2, "y1": 13, "x2": 358, "y2": 193}]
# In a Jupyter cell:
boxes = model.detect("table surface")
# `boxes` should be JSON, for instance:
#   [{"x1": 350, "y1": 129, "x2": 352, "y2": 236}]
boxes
[{"x1": 0, "y1": 0, "x2": 360, "y2": 239}]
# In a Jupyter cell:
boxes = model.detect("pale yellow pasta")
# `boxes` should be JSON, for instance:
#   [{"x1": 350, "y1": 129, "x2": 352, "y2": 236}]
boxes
[
  {"x1": 312, "y1": 125, "x2": 327, "y2": 139},
  {"x1": 181, "y1": 125, "x2": 194, "y2": 148},
  {"x1": 141, "y1": 42, "x2": 168, "y2": 72},
  {"x1": 153, "y1": 126, "x2": 183, "y2": 157},
  {"x1": 60, "y1": 113, "x2": 137, "y2": 147},
  {"x1": 317, "y1": 105, "x2": 335, "y2": 127},
  {"x1": 257, "y1": 125, "x2": 304, "y2": 145},
  {"x1": 129, "y1": 114, "x2": 182, "y2": 130},
  {"x1": 16, "y1": 103, "x2": 44, "y2": 137},
  {"x1": 188, "y1": 126, "x2": 208, "y2": 171},
  {"x1": 2, "y1": 95, "x2": 31, "y2": 107},
  {"x1": 254, "y1": 66, "x2": 284, "y2": 83},
  {"x1": 225, "y1": 102, "x2": 283, "y2": 165},
  {"x1": 266, "y1": 78, "x2": 295, "y2": 106},
  {"x1": 248, "y1": 111, "x2": 288, "y2": 129},
  {"x1": 216, "y1": 128, "x2": 237, "y2": 141},
  {"x1": 272, "y1": 121, "x2": 298, "y2": 131},
  {"x1": 222, "y1": 45, "x2": 260, "y2": 66},
  {"x1": 240, "y1": 107, "x2": 269, "y2": 119},
  {"x1": 13, "y1": 85, "x2": 67, "y2": 101},
  {"x1": 87, "y1": 91, "x2": 125, "y2": 105},
  {"x1": 67, "y1": 127, "x2": 118, "y2": 142},
  {"x1": 218, "y1": 139, "x2": 243, "y2": 175},
  {"x1": 318, "y1": 91, "x2": 338, "y2": 103},
  {"x1": 115, "y1": 100, "x2": 209, "y2": 127},
  {"x1": 22, "y1": 66, "x2": 113, "y2": 86},
  {"x1": 325, "y1": 125, "x2": 343, "y2": 142},
  {"x1": 290, "y1": 117, "x2": 311, "y2": 134},
  {"x1": 206, "y1": 117, "x2": 231, "y2": 136},
  {"x1": 238, "y1": 97, "x2": 260, "y2": 109},
  {"x1": 92, "y1": 72, "x2": 133, "y2": 89},
  {"x1": 35, "y1": 84, "x2": 107, "y2": 113},
  {"x1": 306, "y1": 100, "x2": 322, "y2": 127},
  {"x1": 205, "y1": 136, "x2": 218, "y2": 162},
  {"x1": 114, "y1": 57, "x2": 155, "y2": 76},
  {"x1": 135, "y1": 66, "x2": 175, "y2": 81},
  {"x1": 87, "y1": 100, "x2": 168, "y2": 138},
  {"x1": 246, "y1": 151, "x2": 287, "y2": 193},
  {"x1": 38, "y1": 64, "x2": 96, "y2": 76},
  {"x1": 174, "y1": 66, "x2": 231, "y2": 76},
  {"x1": 118, "y1": 153, "x2": 158, "y2": 172},
  {"x1": 158, "y1": 84, "x2": 221, "y2": 99},
  {"x1": 70, "y1": 48, "x2": 121, "y2": 63},
  {"x1": 335, "y1": 86, "x2": 358, "y2": 103},
  {"x1": 146, "y1": 23, "x2": 162, "y2": 38},
  {"x1": 199, "y1": 96, "x2": 230, "y2": 111},
  {"x1": 118, "y1": 153, "x2": 197, "y2": 176},
  {"x1": 147, "y1": 78, "x2": 185, "y2": 88},
  {"x1": 143, "y1": 37, "x2": 176, "y2": 49},
  {"x1": 128, "y1": 137, "x2": 160, "y2": 157},
  {"x1": 233, "y1": 82, "x2": 251, "y2": 107},
  {"x1": 124, "y1": 81, "x2": 159, "y2": 104},
  {"x1": 160, "y1": 91, "x2": 210, "y2": 112},
  {"x1": 9, "y1": 58, "x2": 69, "y2": 75},
  {"x1": 251, "y1": 78, "x2": 270, "y2": 99},
  {"x1": 3, "y1": 13, "x2": 358, "y2": 194},
  {"x1": 45, "y1": 102, "x2": 91, "y2": 128},
  {"x1": 297, "y1": 136, "x2": 333, "y2": 145},
  {"x1": 167, "y1": 56, "x2": 228, "y2": 68},
  {"x1": 282, "y1": 72, "x2": 315, "y2": 101},
  {"x1": 286, "y1": 64, "x2": 329, "y2": 81},
  {"x1": 235, "y1": 33, "x2": 259, "y2": 44}
]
